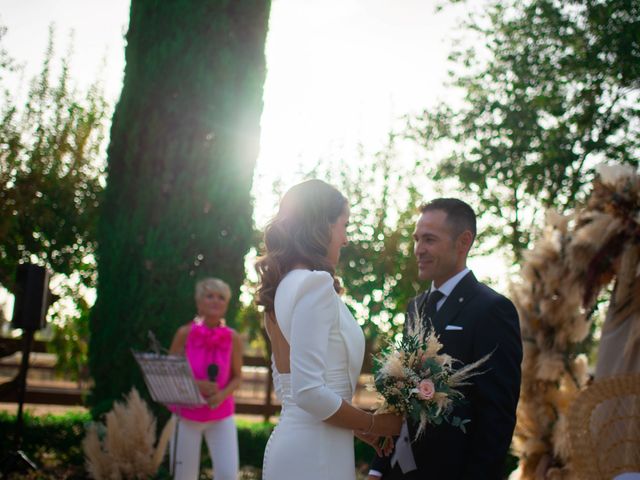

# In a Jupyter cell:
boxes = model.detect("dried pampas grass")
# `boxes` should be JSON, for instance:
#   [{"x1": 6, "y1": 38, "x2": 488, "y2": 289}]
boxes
[
  {"x1": 511, "y1": 163, "x2": 640, "y2": 480},
  {"x1": 83, "y1": 387, "x2": 173, "y2": 480},
  {"x1": 596, "y1": 163, "x2": 636, "y2": 187},
  {"x1": 551, "y1": 415, "x2": 571, "y2": 461},
  {"x1": 535, "y1": 351, "x2": 565, "y2": 382}
]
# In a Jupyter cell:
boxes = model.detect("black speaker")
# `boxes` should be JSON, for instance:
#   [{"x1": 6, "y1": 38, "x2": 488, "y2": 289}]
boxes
[{"x1": 11, "y1": 264, "x2": 50, "y2": 331}]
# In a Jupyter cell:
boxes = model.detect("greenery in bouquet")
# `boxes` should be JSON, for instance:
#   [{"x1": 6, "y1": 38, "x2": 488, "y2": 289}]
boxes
[{"x1": 372, "y1": 319, "x2": 491, "y2": 439}]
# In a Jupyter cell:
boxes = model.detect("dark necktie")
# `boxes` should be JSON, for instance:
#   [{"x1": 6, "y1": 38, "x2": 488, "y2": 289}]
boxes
[{"x1": 421, "y1": 289, "x2": 445, "y2": 330}]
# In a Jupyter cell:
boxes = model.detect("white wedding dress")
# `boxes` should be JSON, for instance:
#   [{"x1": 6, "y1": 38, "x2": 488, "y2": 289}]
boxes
[{"x1": 262, "y1": 269, "x2": 365, "y2": 480}]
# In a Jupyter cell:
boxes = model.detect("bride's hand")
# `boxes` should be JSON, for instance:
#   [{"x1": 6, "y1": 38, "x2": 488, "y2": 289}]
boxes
[
  {"x1": 372, "y1": 413, "x2": 403, "y2": 436},
  {"x1": 354, "y1": 431, "x2": 394, "y2": 457}
]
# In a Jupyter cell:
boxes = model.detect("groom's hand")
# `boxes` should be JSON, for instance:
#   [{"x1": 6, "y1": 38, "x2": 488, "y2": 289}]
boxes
[{"x1": 379, "y1": 436, "x2": 394, "y2": 456}]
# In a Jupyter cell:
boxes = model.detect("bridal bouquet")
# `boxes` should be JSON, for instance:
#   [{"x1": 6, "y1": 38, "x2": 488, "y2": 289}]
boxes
[{"x1": 372, "y1": 318, "x2": 491, "y2": 439}]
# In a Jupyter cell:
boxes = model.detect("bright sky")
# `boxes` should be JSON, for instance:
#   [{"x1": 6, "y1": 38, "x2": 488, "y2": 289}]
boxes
[
  {"x1": 255, "y1": 0, "x2": 464, "y2": 214},
  {"x1": 1, "y1": 0, "x2": 464, "y2": 218},
  {"x1": 1, "y1": 0, "x2": 130, "y2": 103},
  {"x1": 249, "y1": 1, "x2": 487, "y2": 239},
  {"x1": 0, "y1": 0, "x2": 505, "y2": 302}
]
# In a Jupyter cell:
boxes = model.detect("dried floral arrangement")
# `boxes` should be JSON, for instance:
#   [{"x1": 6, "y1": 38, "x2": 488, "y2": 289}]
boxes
[
  {"x1": 83, "y1": 388, "x2": 175, "y2": 479},
  {"x1": 511, "y1": 163, "x2": 640, "y2": 479},
  {"x1": 373, "y1": 317, "x2": 490, "y2": 439}
]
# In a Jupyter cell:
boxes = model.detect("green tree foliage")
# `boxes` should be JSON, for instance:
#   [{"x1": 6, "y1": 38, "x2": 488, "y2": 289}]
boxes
[
  {"x1": 407, "y1": 0, "x2": 640, "y2": 261},
  {"x1": 288, "y1": 138, "x2": 426, "y2": 358},
  {"x1": 0, "y1": 27, "x2": 107, "y2": 292},
  {"x1": 89, "y1": 1, "x2": 271, "y2": 416},
  {"x1": 337, "y1": 142, "x2": 423, "y2": 352},
  {"x1": 239, "y1": 139, "x2": 426, "y2": 365},
  {"x1": 216, "y1": 147, "x2": 425, "y2": 359},
  {"x1": 0, "y1": 26, "x2": 15, "y2": 82},
  {"x1": 0, "y1": 26, "x2": 109, "y2": 379}
]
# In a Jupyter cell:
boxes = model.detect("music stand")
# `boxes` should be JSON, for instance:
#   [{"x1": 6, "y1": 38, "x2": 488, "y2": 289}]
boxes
[
  {"x1": 132, "y1": 351, "x2": 206, "y2": 406},
  {"x1": 132, "y1": 337, "x2": 207, "y2": 475}
]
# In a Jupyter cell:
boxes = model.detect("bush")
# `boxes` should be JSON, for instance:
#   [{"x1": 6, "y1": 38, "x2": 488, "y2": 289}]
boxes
[
  {"x1": 236, "y1": 419, "x2": 273, "y2": 468},
  {"x1": 0, "y1": 411, "x2": 88, "y2": 479},
  {"x1": 0, "y1": 411, "x2": 89, "y2": 466},
  {"x1": 0, "y1": 412, "x2": 275, "y2": 478},
  {"x1": 0, "y1": 411, "x2": 518, "y2": 478}
]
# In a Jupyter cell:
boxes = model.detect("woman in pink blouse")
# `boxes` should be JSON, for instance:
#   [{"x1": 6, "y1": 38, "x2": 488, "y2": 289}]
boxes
[{"x1": 169, "y1": 278, "x2": 243, "y2": 480}]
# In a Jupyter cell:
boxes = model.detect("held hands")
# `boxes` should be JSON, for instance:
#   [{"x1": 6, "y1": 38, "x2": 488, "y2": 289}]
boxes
[
  {"x1": 354, "y1": 412, "x2": 401, "y2": 458},
  {"x1": 354, "y1": 431, "x2": 394, "y2": 457}
]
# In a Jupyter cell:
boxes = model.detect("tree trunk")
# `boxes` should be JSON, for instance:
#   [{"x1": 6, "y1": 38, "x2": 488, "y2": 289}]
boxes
[{"x1": 89, "y1": 0, "x2": 270, "y2": 416}]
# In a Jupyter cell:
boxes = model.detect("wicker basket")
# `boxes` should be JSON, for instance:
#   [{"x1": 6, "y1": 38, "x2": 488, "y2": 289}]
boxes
[{"x1": 568, "y1": 374, "x2": 640, "y2": 480}]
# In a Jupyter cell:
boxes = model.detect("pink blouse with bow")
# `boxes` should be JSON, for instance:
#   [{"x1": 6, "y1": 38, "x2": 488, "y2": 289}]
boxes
[{"x1": 170, "y1": 319, "x2": 235, "y2": 422}]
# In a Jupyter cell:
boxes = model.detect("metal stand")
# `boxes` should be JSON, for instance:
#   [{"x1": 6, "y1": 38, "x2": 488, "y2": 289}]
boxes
[{"x1": 0, "y1": 329, "x2": 38, "y2": 475}]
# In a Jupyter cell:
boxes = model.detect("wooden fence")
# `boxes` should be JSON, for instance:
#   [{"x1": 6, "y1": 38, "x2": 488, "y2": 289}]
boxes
[
  {"x1": 0, "y1": 337, "x2": 376, "y2": 419},
  {"x1": 0, "y1": 337, "x2": 281, "y2": 419}
]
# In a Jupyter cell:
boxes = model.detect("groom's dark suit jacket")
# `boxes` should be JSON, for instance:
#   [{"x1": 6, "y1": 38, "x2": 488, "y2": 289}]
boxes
[{"x1": 370, "y1": 272, "x2": 522, "y2": 479}]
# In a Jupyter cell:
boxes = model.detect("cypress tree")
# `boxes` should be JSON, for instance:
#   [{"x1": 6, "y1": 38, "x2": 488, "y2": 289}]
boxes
[{"x1": 89, "y1": 0, "x2": 270, "y2": 416}]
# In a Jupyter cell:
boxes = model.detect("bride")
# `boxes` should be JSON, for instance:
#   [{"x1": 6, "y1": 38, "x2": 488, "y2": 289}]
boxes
[{"x1": 256, "y1": 179, "x2": 402, "y2": 480}]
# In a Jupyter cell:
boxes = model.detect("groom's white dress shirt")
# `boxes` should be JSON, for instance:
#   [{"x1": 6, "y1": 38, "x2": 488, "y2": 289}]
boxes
[{"x1": 368, "y1": 268, "x2": 471, "y2": 478}]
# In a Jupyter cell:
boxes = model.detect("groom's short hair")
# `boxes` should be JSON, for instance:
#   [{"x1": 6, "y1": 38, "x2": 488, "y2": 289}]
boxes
[{"x1": 420, "y1": 198, "x2": 477, "y2": 242}]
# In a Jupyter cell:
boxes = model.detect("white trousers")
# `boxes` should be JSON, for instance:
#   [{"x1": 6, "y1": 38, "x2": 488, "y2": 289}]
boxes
[{"x1": 170, "y1": 415, "x2": 239, "y2": 480}]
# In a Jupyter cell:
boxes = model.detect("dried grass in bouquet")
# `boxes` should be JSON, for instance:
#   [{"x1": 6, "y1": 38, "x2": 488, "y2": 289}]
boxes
[{"x1": 372, "y1": 317, "x2": 491, "y2": 439}]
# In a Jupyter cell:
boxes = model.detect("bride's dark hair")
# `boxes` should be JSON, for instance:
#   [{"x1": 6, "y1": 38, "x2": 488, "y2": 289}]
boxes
[{"x1": 255, "y1": 179, "x2": 347, "y2": 312}]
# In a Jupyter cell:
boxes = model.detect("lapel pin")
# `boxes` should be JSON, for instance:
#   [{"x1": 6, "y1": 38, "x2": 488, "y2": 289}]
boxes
[{"x1": 459, "y1": 297, "x2": 464, "y2": 303}]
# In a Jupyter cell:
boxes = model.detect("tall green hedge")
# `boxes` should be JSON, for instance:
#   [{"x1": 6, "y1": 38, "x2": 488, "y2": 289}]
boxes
[{"x1": 89, "y1": 0, "x2": 270, "y2": 416}]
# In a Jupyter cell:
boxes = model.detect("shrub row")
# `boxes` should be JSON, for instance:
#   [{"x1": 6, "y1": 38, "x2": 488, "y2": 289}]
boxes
[{"x1": 0, "y1": 411, "x2": 380, "y2": 477}]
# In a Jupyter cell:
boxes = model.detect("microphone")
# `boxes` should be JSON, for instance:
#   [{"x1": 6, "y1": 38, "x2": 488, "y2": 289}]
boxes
[{"x1": 207, "y1": 363, "x2": 219, "y2": 382}]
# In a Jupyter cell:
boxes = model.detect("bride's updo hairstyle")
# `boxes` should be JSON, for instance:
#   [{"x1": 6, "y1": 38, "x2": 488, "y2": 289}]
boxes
[{"x1": 255, "y1": 179, "x2": 347, "y2": 312}]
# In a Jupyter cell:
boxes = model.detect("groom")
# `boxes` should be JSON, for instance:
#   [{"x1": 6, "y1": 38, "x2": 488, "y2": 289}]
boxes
[{"x1": 368, "y1": 198, "x2": 522, "y2": 479}]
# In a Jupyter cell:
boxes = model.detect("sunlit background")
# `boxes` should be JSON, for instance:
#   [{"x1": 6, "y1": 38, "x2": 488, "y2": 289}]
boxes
[
  {"x1": 0, "y1": 0, "x2": 503, "y2": 320},
  {"x1": 1, "y1": 5, "x2": 637, "y2": 477},
  {"x1": 1, "y1": 0, "x2": 467, "y2": 215}
]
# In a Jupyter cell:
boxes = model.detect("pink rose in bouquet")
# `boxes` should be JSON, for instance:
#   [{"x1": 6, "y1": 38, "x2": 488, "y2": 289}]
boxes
[{"x1": 417, "y1": 379, "x2": 435, "y2": 400}]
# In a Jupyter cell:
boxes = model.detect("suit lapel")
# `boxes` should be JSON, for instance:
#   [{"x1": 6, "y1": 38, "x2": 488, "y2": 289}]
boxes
[{"x1": 433, "y1": 272, "x2": 480, "y2": 332}]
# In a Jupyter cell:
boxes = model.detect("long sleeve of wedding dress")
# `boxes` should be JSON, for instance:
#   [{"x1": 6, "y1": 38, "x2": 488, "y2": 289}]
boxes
[{"x1": 289, "y1": 271, "x2": 343, "y2": 419}]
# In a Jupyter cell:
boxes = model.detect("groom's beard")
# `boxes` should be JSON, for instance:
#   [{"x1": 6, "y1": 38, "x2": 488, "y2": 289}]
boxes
[{"x1": 416, "y1": 251, "x2": 459, "y2": 284}]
